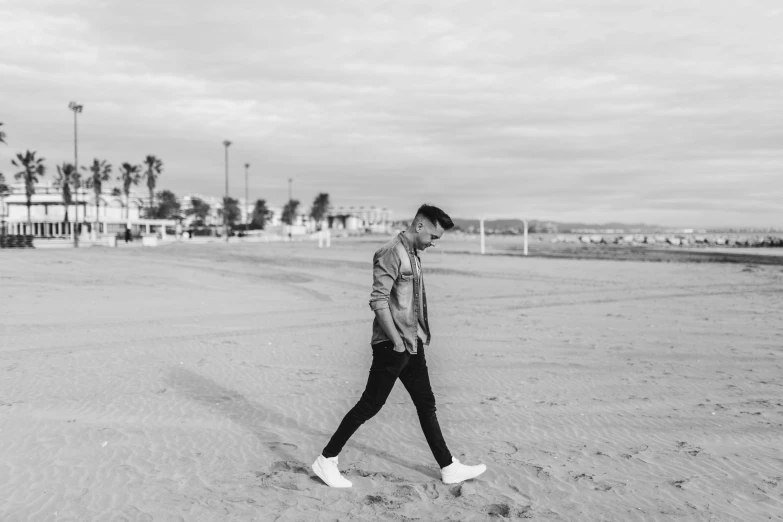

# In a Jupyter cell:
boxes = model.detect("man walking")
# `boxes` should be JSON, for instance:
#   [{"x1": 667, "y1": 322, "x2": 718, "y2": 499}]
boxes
[{"x1": 312, "y1": 204, "x2": 487, "y2": 488}]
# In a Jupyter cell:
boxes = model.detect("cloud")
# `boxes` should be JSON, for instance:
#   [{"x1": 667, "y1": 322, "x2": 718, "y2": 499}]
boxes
[{"x1": 0, "y1": 0, "x2": 781, "y2": 227}]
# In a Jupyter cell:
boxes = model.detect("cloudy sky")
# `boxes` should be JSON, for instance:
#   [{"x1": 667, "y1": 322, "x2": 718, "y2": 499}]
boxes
[{"x1": 1, "y1": 0, "x2": 781, "y2": 227}]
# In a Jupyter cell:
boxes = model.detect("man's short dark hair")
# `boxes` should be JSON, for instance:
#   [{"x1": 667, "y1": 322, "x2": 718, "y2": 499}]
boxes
[{"x1": 415, "y1": 204, "x2": 454, "y2": 230}]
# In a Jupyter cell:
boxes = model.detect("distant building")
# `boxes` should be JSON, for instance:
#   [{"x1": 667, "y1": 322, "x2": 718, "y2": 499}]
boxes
[
  {"x1": 328, "y1": 206, "x2": 393, "y2": 233},
  {"x1": 529, "y1": 221, "x2": 559, "y2": 234},
  {"x1": 1, "y1": 184, "x2": 396, "y2": 239},
  {"x1": 1, "y1": 182, "x2": 172, "y2": 237},
  {"x1": 179, "y1": 193, "x2": 221, "y2": 227},
  {"x1": 180, "y1": 193, "x2": 309, "y2": 232}
]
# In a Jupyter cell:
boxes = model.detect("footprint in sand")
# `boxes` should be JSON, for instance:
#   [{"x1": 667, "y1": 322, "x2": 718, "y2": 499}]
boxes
[
  {"x1": 266, "y1": 441, "x2": 298, "y2": 451},
  {"x1": 485, "y1": 503, "x2": 511, "y2": 517},
  {"x1": 363, "y1": 494, "x2": 403, "y2": 510},
  {"x1": 391, "y1": 484, "x2": 424, "y2": 502},
  {"x1": 270, "y1": 460, "x2": 308, "y2": 474},
  {"x1": 421, "y1": 482, "x2": 440, "y2": 499},
  {"x1": 255, "y1": 460, "x2": 311, "y2": 491},
  {"x1": 675, "y1": 441, "x2": 706, "y2": 457},
  {"x1": 571, "y1": 473, "x2": 625, "y2": 492},
  {"x1": 489, "y1": 440, "x2": 519, "y2": 456},
  {"x1": 348, "y1": 469, "x2": 406, "y2": 483},
  {"x1": 449, "y1": 484, "x2": 464, "y2": 497}
]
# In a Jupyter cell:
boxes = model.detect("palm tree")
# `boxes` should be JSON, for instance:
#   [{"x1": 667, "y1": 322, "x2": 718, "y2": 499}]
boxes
[
  {"x1": 281, "y1": 199, "x2": 300, "y2": 226},
  {"x1": 53, "y1": 163, "x2": 76, "y2": 231},
  {"x1": 221, "y1": 197, "x2": 241, "y2": 229},
  {"x1": 185, "y1": 197, "x2": 210, "y2": 226},
  {"x1": 0, "y1": 124, "x2": 6, "y2": 233},
  {"x1": 11, "y1": 151, "x2": 45, "y2": 235},
  {"x1": 0, "y1": 125, "x2": 5, "y2": 234},
  {"x1": 251, "y1": 199, "x2": 271, "y2": 229},
  {"x1": 118, "y1": 163, "x2": 141, "y2": 220},
  {"x1": 0, "y1": 173, "x2": 9, "y2": 236},
  {"x1": 83, "y1": 159, "x2": 112, "y2": 235},
  {"x1": 142, "y1": 155, "x2": 163, "y2": 216},
  {"x1": 310, "y1": 192, "x2": 330, "y2": 230}
]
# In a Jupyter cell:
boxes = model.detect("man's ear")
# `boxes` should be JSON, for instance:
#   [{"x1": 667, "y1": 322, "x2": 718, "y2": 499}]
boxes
[{"x1": 415, "y1": 222, "x2": 423, "y2": 232}]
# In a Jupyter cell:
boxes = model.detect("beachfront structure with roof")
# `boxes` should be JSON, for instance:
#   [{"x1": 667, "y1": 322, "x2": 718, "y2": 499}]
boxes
[
  {"x1": 1, "y1": 184, "x2": 396, "y2": 238},
  {"x1": 180, "y1": 194, "x2": 290, "y2": 229},
  {"x1": 327, "y1": 206, "x2": 392, "y2": 233},
  {"x1": 0, "y1": 182, "x2": 173, "y2": 238},
  {"x1": 178, "y1": 196, "x2": 392, "y2": 234}
]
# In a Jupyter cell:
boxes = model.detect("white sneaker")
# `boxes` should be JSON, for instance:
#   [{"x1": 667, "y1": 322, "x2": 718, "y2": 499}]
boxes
[
  {"x1": 312, "y1": 455, "x2": 353, "y2": 488},
  {"x1": 441, "y1": 457, "x2": 487, "y2": 484}
]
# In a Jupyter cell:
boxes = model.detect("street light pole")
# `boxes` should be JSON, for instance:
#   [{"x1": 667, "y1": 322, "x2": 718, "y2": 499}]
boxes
[
  {"x1": 288, "y1": 177, "x2": 292, "y2": 202},
  {"x1": 68, "y1": 101, "x2": 83, "y2": 248},
  {"x1": 244, "y1": 163, "x2": 250, "y2": 227},
  {"x1": 223, "y1": 140, "x2": 231, "y2": 243}
]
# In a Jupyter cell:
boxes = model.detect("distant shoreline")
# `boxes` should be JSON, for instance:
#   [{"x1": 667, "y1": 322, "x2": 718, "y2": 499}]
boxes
[
  {"x1": 489, "y1": 244, "x2": 783, "y2": 266},
  {"x1": 426, "y1": 237, "x2": 783, "y2": 266}
]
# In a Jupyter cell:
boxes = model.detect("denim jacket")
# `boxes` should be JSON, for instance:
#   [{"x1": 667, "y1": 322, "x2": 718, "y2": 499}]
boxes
[{"x1": 369, "y1": 233, "x2": 430, "y2": 354}]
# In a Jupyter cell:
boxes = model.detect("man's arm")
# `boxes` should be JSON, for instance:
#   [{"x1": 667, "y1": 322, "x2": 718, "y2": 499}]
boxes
[
  {"x1": 374, "y1": 308, "x2": 405, "y2": 352},
  {"x1": 369, "y1": 248, "x2": 405, "y2": 352}
]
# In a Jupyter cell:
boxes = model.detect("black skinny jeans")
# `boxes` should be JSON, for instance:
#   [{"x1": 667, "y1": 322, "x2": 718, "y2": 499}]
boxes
[{"x1": 322, "y1": 340, "x2": 453, "y2": 469}]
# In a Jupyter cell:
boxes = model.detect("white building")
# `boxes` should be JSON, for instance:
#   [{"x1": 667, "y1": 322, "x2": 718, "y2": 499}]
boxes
[
  {"x1": 328, "y1": 206, "x2": 393, "y2": 233},
  {"x1": 0, "y1": 181, "x2": 396, "y2": 239},
  {"x1": 1, "y1": 182, "x2": 172, "y2": 238},
  {"x1": 180, "y1": 193, "x2": 319, "y2": 234},
  {"x1": 180, "y1": 194, "x2": 284, "y2": 230}
]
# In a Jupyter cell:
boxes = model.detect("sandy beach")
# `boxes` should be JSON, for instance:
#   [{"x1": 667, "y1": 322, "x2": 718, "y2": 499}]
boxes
[{"x1": 1, "y1": 240, "x2": 782, "y2": 521}]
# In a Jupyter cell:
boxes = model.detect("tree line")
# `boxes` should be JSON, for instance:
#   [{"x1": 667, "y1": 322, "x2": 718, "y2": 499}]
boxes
[
  {"x1": 0, "y1": 122, "x2": 166, "y2": 232},
  {"x1": 190, "y1": 191, "x2": 330, "y2": 232},
  {"x1": 0, "y1": 122, "x2": 331, "y2": 233}
]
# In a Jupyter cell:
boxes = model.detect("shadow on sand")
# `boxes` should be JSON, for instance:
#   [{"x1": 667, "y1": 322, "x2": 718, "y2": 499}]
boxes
[{"x1": 167, "y1": 366, "x2": 440, "y2": 480}]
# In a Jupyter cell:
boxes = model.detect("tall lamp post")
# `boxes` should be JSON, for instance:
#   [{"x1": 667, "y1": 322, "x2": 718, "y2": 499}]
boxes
[
  {"x1": 244, "y1": 162, "x2": 250, "y2": 228},
  {"x1": 68, "y1": 101, "x2": 83, "y2": 247},
  {"x1": 223, "y1": 140, "x2": 231, "y2": 243},
  {"x1": 288, "y1": 177, "x2": 293, "y2": 202}
]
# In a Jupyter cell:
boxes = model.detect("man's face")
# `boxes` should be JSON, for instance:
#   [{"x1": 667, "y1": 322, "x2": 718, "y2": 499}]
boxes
[{"x1": 415, "y1": 219, "x2": 445, "y2": 251}]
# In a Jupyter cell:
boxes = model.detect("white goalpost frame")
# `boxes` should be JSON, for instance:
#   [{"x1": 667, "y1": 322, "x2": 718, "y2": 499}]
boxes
[
  {"x1": 480, "y1": 218, "x2": 485, "y2": 254},
  {"x1": 317, "y1": 228, "x2": 331, "y2": 248},
  {"x1": 479, "y1": 217, "x2": 528, "y2": 256}
]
